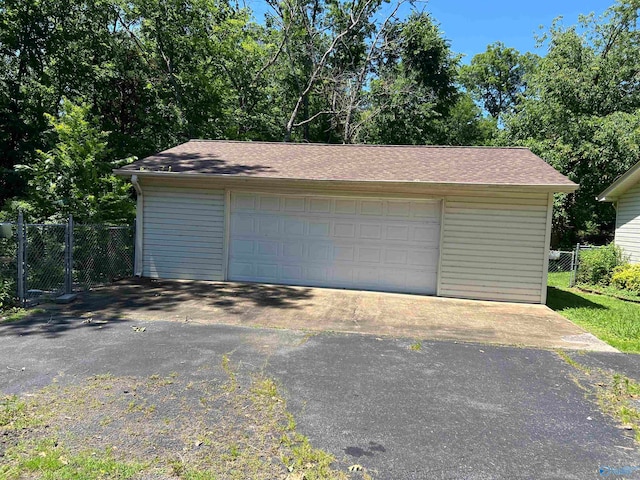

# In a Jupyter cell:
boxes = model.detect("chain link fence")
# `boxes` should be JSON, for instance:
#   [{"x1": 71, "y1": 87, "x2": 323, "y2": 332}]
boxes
[
  {"x1": 24, "y1": 223, "x2": 67, "y2": 300},
  {"x1": 74, "y1": 224, "x2": 134, "y2": 290},
  {"x1": 570, "y1": 244, "x2": 598, "y2": 287},
  {"x1": 0, "y1": 223, "x2": 17, "y2": 307},
  {"x1": 548, "y1": 245, "x2": 600, "y2": 288},
  {"x1": 1, "y1": 214, "x2": 134, "y2": 306},
  {"x1": 548, "y1": 250, "x2": 575, "y2": 274}
]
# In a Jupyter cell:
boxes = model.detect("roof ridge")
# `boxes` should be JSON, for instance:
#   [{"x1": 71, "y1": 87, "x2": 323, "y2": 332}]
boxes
[{"x1": 186, "y1": 139, "x2": 529, "y2": 150}]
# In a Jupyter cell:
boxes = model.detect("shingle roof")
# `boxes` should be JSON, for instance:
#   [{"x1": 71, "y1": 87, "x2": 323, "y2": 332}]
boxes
[
  {"x1": 116, "y1": 140, "x2": 577, "y2": 190},
  {"x1": 597, "y1": 159, "x2": 640, "y2": 201}
]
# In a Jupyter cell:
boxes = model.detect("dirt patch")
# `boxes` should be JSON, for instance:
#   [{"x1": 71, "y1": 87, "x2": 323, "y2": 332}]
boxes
[{"x1": 0, "y1": 359, "x2": 366, "y2": 479}]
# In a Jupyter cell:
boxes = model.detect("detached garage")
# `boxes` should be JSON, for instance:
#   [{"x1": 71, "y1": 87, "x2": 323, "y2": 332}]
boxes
[{"x1": 115, "y1": 140, "x2": 577, "y2": 304}]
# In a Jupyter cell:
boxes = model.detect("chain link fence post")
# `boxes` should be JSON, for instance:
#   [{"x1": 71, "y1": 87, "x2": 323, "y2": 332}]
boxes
[
  {"x1": 570, "y1": 243, "x2": 580, "y2": 287},
  {"x1": 16, "y1": 211, "x2": 25, "y2": 306},
  {"x1": 64, "y1": 215, "x2": 74, "y2": 294}
]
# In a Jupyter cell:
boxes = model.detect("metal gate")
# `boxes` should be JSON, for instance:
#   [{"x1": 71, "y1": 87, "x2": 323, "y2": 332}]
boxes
[{"x1": 3, "y1": 212, "x2": 134, "y2": 306}]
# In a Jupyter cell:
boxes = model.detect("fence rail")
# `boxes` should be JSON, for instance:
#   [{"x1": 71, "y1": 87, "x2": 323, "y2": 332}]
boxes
[{"x1": 0, "y1": 213, "x2": 134, "y2": 306}]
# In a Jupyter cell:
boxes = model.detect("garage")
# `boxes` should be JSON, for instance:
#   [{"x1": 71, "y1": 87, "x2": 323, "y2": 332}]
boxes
[
  {"x1": 116, "y1": 140, "x2": 578, "y2": 304},
  {"x1": 228, "y1": 192, "x2": 441, "y2": 294}
]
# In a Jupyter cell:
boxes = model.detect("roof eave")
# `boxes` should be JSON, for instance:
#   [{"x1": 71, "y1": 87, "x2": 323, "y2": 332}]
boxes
[
  {"x1": 114, "y1": 169, "x2": 578, "y2": 193},
  {"x1": 597, "y1": 160, "x2": 640, "y2": 202}
]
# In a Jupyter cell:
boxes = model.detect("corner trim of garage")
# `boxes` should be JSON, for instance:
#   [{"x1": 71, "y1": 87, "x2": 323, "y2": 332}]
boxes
[
  {"x1": 132, "y1": 174, "x2": 144, "y2": 277},
  {"x1": 540, "y1": 192, "x2": 554, "y2": 304},
  {"x1": 223, "y1": 188, "x2": 231, "y2": 280},
  {"x1": 436, "y1": 197, "x2": 445, "y2": 297}
]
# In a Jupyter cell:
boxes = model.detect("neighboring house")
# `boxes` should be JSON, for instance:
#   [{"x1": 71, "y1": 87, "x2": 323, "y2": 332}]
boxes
[
  {"x1": 115, "y1": 140, "x2": 577, "y2": 304},
  {"x1": 597, "y1": 160, "x2": 640, "y2": 263}
]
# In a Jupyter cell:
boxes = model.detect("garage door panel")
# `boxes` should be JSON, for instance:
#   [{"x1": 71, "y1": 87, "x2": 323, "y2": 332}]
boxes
[
  {"x1": 283, "y1": 197, "x2": 306, "y2": 212},
  {"x1": 385, "y1": 249, "x2": 408, "y2": 265},
  {"x1": 360, "y1": 200, "x2": 384, "y2": 215},
  {"x1": 284, "y1": 218, "x2": 305, "y2": 235},
  {"x1": 334, "y1": 223, "x2": 356, "y2": 237},
  {"x1": 334, "y1": 245, "x2": 355, "y2": 261},
  {"x1": 309, "y1": 198, "x2": 331, "y2": 213},
  {"x1": 335, "y1": 199, "x2": 357, "y2": 214},
  {"x1": 359, "y1": 224, "x2": 382, "y2": 239},
  {"x1": 282, "y1": 265, "x2": 303, "y2": 281},
  {"x1": 259, "y1": 195, "x2": 280, "y2": 211},
  {"x1": 229, "y1": 193, "x2": 440, "y2": 294},
  {"x1": 233, "y1": 193, "x2": 257, "y2": 210},
  {"x1": 232, "y1": 216, "x2": 255, "y2": 235},
  {"x1": 309, "y1": 221, "x2": 330, "y2": 237},
  {"x1": 414, "y1": 225, "x2": 440, "y2": 242}
]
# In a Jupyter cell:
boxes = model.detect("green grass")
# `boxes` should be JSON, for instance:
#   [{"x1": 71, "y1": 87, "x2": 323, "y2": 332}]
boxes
[
  {"x1": 547, "y1": 273, "x2": 640, "y2": 353},
  {"x1": 0, "y1": 363, "x2": 356, "y2": 480},
  {"x1": 547, "y1": 271, "x2": 571, "y2": 288},
  {"x1": 557, "y1": 353, "x2": 640, "y2": 443},
  {"x1": 0, "y1": 307, "x2": 39, "y2": 324},
  {"x1": 1, "y1": 440, "x2": 146, "y2": 480},
  {"x1": 577, "y1": 283, "x2": 640, "y2": 302}
]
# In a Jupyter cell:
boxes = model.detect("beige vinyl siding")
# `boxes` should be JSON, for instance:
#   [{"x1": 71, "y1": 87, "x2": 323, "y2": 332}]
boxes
[
  {"x1": 616, "y1": 183, "x2": 640, "y2": 263},
  {"x1": 439, "y1": 191, "x2": 550, "y2": 303},
  {"x1": 142, "y1": 185, "x2": 225, "y2": 280}
]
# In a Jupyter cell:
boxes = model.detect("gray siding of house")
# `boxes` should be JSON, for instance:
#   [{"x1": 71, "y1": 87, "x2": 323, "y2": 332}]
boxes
[
  {"x1": 137, "y1": 180, "x2": 553, "y2": 303},
  {"x1": 142, "y1": 185, "x2": 225, "y2": 280},
  {"x1": 438, "y1": 191, "x2": 550, "y2": 303},
  {"x1": 616, "y1": 182, "x2": 640, "y2": 263}
]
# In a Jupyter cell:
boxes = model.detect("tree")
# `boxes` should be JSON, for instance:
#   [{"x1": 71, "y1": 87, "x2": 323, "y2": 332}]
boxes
[
  {"x1": 267, "y1": 0, "x2": 413, "y2": 142},
  {"x1": 362, "y1": 12, "x2": 464, "y2": 145},
  {"x1": 460, "y1": 42, "x2": 536, "y2": 120},
  {"x1": 12, "y1": 100, "x2": 135, "y2": 224},
  {"x1": 505, "y1": 0, "x2": 640, "y2": 246}
]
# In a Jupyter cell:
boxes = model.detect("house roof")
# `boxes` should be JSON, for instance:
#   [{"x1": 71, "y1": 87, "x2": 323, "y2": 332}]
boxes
[
  {"x1": 115, "y1": 140, "x2": 578, "y2": 191},
  {"x1": 597, "y1": 160, "x2": 640, "y2": 202}
]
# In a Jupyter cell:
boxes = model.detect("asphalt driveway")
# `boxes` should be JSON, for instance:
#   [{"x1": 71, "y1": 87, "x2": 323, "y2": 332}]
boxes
[
  {"x1": 0, "y1": 317, "x2": 638, "y2": 479},
  {"x1": 34, "y1": 278, "x2": 614, "y2": 351}
]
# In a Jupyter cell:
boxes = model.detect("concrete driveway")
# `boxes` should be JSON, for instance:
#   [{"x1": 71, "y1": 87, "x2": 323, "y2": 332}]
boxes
[
  {"x1": 37, "y1": 278, "x2": 614, "y2": 351},
  {"x1": 0, "y1": 320, "x2": 638, "y2": 479}
]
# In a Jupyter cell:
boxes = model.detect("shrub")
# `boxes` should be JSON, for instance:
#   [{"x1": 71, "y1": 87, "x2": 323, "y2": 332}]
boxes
[
  {"x1": 611, "y1": 264, "x2": 640, "y2": 294},
  {"x1": 0, "y1": 278, "x2": 16, "y2": 310},
  {"x1": 576, "y1": 243, "x2": 626, "y2": 286}
]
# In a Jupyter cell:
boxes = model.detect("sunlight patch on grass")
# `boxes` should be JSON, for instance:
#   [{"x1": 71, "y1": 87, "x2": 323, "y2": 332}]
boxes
[
  {"x1": 0, "y1": 308, "x2": 43, "y2": 324},
  {"x1": 547, "y1": 285, "x2": 640, "y2": 353},
  {"x1": 547, "y1": 272, "x2": 571, "y2": 289},
  {"x1": 1, "y1": 440, "x2": 146, "y2": 480}
]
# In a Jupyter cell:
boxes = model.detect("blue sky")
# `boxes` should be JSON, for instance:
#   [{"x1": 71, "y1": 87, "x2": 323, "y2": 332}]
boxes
[{"x1": 244, "y1": 0, "x2": 614, "y2": 61}]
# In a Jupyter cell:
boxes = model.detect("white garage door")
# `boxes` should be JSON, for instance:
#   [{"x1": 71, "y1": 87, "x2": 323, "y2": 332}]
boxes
[{"x1": 228, "y1": 193, "x2": 441, "y2": 294}]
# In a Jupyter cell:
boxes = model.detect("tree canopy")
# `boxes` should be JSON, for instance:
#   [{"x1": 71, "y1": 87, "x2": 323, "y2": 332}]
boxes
[
  {"x1": 1, "y1": 0, "x2": 639, "y2": 248},
  {"x1": 504, "y1": 0, "x2": 640, "y2": 246}
]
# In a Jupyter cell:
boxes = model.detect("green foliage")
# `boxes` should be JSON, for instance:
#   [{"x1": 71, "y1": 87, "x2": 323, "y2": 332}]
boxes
[
  {"x1": 14, "y1": 100, "x2": 135, "y2": 224},
  {"x1": 547, "y1": 283, "x2": 640, "y2": 353},
  {"x1": 0, "y1": 0, "x2": 637, "y2": 248},
  {"x1": 362, "y1": 12, "x2": 493, "y2": 145},
  {"x1": 460, "y1": 42, "x2": 537, "y2": 120},
  {"x1": 0, "y1": 279, "x2": 15, "y2": 309},
  {"x1": 576, "y1": 244, "x2": 627, "y2": 286},
  {"x1": 505, "y1": 0, "x2": 640, "y2": 245},
  {"x1": 611, "y1": 264, "x2": 640, "y2": 294}
]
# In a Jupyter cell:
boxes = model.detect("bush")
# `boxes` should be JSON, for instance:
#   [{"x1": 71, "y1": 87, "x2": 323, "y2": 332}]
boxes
[
  {"x1": 611, "y1": 264, "x2": 640, "y2": 294},
  {"x1": 576, "y1": 243, "x2": 626, "y2": 286},
  {"x1": 0, "y1": 278, "x2": 16, "y2": 310}
]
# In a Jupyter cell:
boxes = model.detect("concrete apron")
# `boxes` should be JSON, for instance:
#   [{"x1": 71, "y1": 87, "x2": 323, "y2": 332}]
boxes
[{"x1": 51, "y1": 279, "x2": 617, "y2": 352}]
